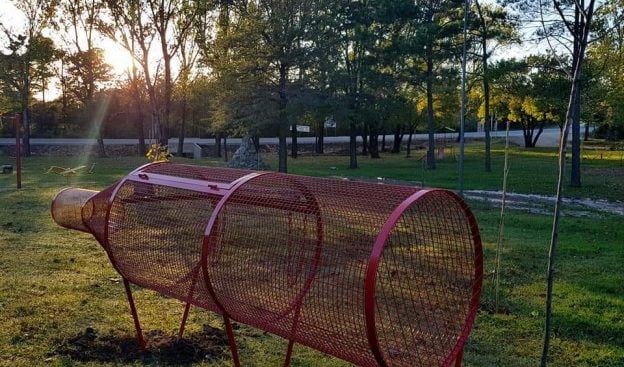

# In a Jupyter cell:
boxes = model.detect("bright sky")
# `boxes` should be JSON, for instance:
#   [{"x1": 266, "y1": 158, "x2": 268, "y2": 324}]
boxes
[
  {"x1": 0, "y1": 0, "x2": 139, "y2": 100},
  {"x1": 1, "y1": 0, "x2": 134, "y2": 72}
]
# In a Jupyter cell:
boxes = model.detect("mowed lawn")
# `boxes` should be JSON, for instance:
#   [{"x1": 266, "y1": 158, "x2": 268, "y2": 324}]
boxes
[{"x1": 0, "y1": 142, "x2": 622, "y2": 366}]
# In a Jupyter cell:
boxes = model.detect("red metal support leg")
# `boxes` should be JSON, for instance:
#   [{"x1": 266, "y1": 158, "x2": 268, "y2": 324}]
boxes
[
  {"x1": 283, "y1": 294, "x2": 306, "y2": 367},
  {"x1": 283, "y1": 339, "x2": 296, "y2": 367},
  {"x1": 178, "y1": 263, "x2": 202, "y2": 339},
  {"x1": 178, "y1": 301, "x2": 193, "y2": 339},
  {"x1": 123, "y1": 278, "x2": 146, "y2": 348},
  {"x1": 455, "y1": 347, "x2": 465, "y2": 367},
  {"x1": 223, "y1": 315, "x2": 241, "y2": 367}
]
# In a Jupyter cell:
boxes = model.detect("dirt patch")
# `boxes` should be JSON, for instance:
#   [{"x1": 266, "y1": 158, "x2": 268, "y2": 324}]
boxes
[
  {"x1": 51, "y1": 325, "x2": 229, "y2": 365},
  {"x1": 465, "y1": 190, "x2": 624, "y2": 217}
]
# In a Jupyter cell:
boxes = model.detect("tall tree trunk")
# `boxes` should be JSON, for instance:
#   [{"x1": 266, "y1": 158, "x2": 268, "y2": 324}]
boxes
[
  {"x1": 584, "y1": 121, "x2": 590, "y2": 141},
  {"x1": 369, "y1": 131, "x2": 380, "y2": 159},
  {"x1": 349, "y1": 121, "x2": 358, "y2": 169},
  {"x1": 129, "y1": 49, "x2": 146, "y2": 155},
  {"x1": 406, "y1": 124, "x2": 414, "y2": 158},
  {"x1": 278, "y1": 64, "x2": 288, "y2": 173},
  {"x1": 137, "y1": 43, "x2": 161, "y2": 146},
  {"x1": 21, "y1": 67, "x2": 31, "y2": 156},
  {"x1": 316, "y1": 124, "x2": 324, "y2": 154},
  {"x1": 291, "y1": 123, "x2": 298, "y2": 158},
  {"x1": 391, "y1": 124, "x2": 403, "y2": 153},
  {"x1": 523, "y1": 125, "x2": 533, "y2": 148},
  {"x1": 178, "y1": 101, "x2": 187, "y2": 156},
  {"x1": 569, "y1": 4, "x2": 582, "y2": 188},
  {"x1": 381, "y1": 130, "x2": 387, "y2": 152},
  {"x1": 483, "y1": 84, "x2": 492, "y2": 170},
  {"x1": 97, "y1": 137, "x2": 106, "y2": 157},
  {"x1": 252, "y1": 135, "x2": 260, "y2": 152},
  {"x1": 361, "y1": 130, "x2": 368, "y2": 156},
  {"x1": 533, "y1": 123, "x2": 546, "y2": 147},
  {"x1": 60, "y1": 60, "x2": 69, "y2": 128},
  {"x1": 426, "y1": 54, "x2": 436, "y2": 169},
  {"x1": 223, "y1": 135, "x2": 228, "y2": 161},
  {"x1": 216, "y1": 133, "x2": 222, "y2": 158},
  {"x1": 476, "y1": 0, "x2": 492, "y2": 172},
  {"x1": 541, "y1": 3, "x2": 594, "y2": 365},
  {"x1": 160, "y1": 27, "x2": 172, "y2": 146},
  {"x1": 130, "y1": 74, "x2": 146, "y2": 155},
  {"x1": 136, "y1": 115, "x2": 146, "y2": 155},
  {"x1": 570, "y1": 85, "x2": 581, "y2": 186}
]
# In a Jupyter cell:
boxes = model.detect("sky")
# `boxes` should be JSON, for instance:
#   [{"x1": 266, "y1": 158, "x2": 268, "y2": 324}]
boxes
[
  {"x1": 0, "y1": 0, "x2": 138, "y2": 100},
  {"x1": 0, "y1": 0, "x2": 133, "y2": 72}
]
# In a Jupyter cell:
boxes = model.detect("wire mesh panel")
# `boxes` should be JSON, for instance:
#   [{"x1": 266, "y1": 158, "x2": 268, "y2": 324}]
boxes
[
  {"x1": 371, "y1": 190, "x2": 482, "y2": 366},
  {"x1": 51, "y1": 188, "x2": 98, "y2": 233},
  {"x1": 51, "y1": 163, "x2": 482, "y2": 367}
]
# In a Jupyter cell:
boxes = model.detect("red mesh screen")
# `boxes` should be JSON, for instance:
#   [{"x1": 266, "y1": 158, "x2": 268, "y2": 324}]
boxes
[
  {"x1": 82, "y1": 185, "x2": 116, "y2": 245},
  {"x1": 51, "y1": 163, "x2": 482, "y2": 367}
]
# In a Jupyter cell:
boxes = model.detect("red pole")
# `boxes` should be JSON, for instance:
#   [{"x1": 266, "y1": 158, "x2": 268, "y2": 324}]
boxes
[{"x1": 15, "y1": 114, "x2": 21, "y2": 189}]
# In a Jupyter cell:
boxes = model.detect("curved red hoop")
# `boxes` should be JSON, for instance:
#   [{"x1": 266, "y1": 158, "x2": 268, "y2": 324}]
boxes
[
  {"x1": 440, "y1": 190, "x2": 483, "y2": 367},
  {"x1": 200, "y1": 171, "x2": 270, "y2": 318},
  {"x1": 364, "y1": 189, "x2": 483, "y2": 367},
  {"x1": 102, "y1": 161, "x2": 167, "y2": 276}
]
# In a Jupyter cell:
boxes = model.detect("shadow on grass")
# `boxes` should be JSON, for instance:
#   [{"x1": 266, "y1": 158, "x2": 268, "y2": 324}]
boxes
[
  {"x1": 554, "y1": 314, "x2": 624, "y2": 349},
  {"x1": 51, "y1": 325, "x2": 230, "y2": 365}
]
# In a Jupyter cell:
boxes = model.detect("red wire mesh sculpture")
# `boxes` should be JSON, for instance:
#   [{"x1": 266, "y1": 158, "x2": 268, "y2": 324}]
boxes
[{"x1": 51, "y1": 162, "x2": 483, "y2": 367}]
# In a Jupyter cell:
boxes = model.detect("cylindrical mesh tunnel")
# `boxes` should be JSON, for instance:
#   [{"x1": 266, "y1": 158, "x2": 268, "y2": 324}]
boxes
[{"x1": 51, "y1": 162, "x2": 483, "y2": 367}]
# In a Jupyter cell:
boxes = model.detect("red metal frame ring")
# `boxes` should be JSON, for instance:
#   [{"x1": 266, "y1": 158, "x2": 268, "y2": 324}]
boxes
[
  {"x1": 441, "y1": 190, "x2": 484, "y2": 367},
  {"x1": 200, "y1": 172, "x2": 325, "y2": 327},
  {"x1": 364, "y1": 189, "x2": 483, "y2": 367},
  {"x1": 102, "y1": 161, "x2": 167, "y2": 277},
  {"x1": 200, "y1": 171, "x2": 271, "y2": 320}
]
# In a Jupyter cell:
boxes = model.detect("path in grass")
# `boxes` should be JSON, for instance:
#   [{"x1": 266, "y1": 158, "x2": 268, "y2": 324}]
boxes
[
  {"x1": 464, "y1": 190, "x2": 624, "y2": 217},
  {"x1": 331, "y1": 175, "x2": 623, "y2": 218}
]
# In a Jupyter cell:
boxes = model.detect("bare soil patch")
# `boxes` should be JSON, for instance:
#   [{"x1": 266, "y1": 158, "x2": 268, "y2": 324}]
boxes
[{"x1": 51, "y1": 325, "x2": 229, "y2": 365}]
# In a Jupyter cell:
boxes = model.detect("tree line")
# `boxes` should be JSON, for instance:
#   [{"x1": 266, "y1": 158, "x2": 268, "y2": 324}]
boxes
[{"x1": 1, "y1": 0, "x2": 622, "y2": 179}]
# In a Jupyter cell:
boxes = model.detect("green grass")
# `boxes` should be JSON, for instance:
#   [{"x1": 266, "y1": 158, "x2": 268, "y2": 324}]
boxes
[
  {"x1": 0, "y1": 144, "x2": 622, "y2": 366},
  {"x1": 262, "y1": 141, "x2": 624, "y2": 201}
]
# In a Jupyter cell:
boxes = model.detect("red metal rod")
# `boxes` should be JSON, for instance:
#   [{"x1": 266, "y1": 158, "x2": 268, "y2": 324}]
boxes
[
  {"x1": 365, "y1": 189, "x2": 431, "y2": 367},
  {"x1": 123, "y1": 278, "x2": 146, "y2": 349},
  {"x1": 15, "y1": 114, "x2": 21, "y2": 189},
  {"x1": 178, "y1": 263, "x2": 202, "y2": 339},
  {"x1": 178, "y1": 302, "x2": 192, "y2": 339},
  {"x1": 283, "y1": 301, "x2": 304, "y2": 367},
  {"x1": 454, "y1": 347, "x2": 464, "y2": 367},
  {"x1": 223, "y1": 315, "x2": 241, "y2": 367}
]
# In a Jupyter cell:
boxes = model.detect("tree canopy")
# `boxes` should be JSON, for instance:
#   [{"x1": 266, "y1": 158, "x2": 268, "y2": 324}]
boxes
[{"x1": 1, "y1": 0, "x2": 623, "y2": 169}]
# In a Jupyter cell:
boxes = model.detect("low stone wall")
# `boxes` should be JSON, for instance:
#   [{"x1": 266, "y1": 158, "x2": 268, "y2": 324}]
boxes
[
  {"x1": 200, "y1": 141, "x2": 353, "y2": 158},
  {"x1": 0, "y1": 144, "x2": 140, "y2": 157},
  {"x1": 0, "y1": 140, "x2": 427, "y2": 158}
]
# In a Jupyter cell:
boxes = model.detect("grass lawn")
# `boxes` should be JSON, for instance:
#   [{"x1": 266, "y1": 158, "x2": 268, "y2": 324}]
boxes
[
  {"x1": 0, "y1": 143, "x2": 622, "y2": 366},
  {"x1": 265, "y1": 141, "x2": 624, "y2": 201}
]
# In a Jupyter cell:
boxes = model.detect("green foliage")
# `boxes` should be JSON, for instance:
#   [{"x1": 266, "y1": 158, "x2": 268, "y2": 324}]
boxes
[
  {"x1": 485, "y1": 57, "x2": 569, "y2": 147},
  {"x1": 586, "y1": 2, "x2": 624, "y2": 137},
  {"x1": 64, "y1": 48, "x2": 112, "y2": 104}
]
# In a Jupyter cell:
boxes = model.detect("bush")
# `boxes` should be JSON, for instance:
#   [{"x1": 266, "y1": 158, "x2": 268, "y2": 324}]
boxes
[{"x1": 594, "y1": 123, "x2": 624, "y2": 141}]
